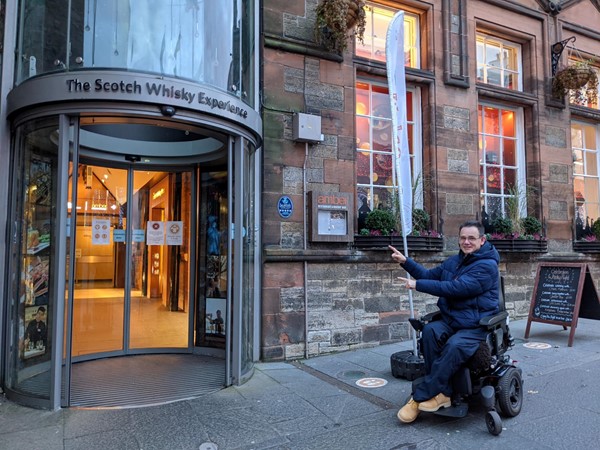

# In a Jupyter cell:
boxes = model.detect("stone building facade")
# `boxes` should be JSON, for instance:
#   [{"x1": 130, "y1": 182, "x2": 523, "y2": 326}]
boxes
[{"x1": 261, "y1": 0, "x2": 600, "y2": 360}]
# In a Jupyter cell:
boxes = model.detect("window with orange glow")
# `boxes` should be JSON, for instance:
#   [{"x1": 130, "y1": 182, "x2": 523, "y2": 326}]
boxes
[
  {"x1": 478, "y1": 103, "x2": 525, "y2": 221},
  {"x1": 356, "y1": 3, "x2": 420, "y2": 68},
  {"x1": 356, "y1": 80, "x2": 421, "y2": 224},
  {"x1": 476, "y1": 34, "x2": 522, "y2": 91},
  {"x1": 572, "y1": 122, "x2": 600, "y2": 240}
]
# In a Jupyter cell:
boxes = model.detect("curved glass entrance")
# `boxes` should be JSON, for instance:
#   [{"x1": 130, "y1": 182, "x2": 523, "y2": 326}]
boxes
[{"x1": 4, "y1": 113, "x2": 259, "y2": 409}]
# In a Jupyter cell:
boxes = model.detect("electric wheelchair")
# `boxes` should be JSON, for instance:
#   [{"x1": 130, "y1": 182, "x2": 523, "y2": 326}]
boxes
[{"x1": 395, "y1": 276, "x2": 524, "y2": 435}]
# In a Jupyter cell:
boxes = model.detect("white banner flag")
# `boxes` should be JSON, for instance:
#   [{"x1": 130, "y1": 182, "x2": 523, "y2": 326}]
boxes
[{"x1": 386, "y1": 11, "x2": 413, "y2": 237}]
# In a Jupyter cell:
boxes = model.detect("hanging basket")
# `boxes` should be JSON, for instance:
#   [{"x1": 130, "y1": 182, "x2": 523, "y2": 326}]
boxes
[
  {"x1": 555, "y1": 65, "x2": 596, "y2": 90},
  {"x1": 314, "y1": 0, "x2": 366, "y2": 53},
  {"x1": 345, "y1": 0, "x2": 360, "y2": 28}
]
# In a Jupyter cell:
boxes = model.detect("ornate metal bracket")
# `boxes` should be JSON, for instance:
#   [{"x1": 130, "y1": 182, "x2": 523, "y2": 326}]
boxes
[{"x1": 551, "y1": 36, "x2": 576, "y2": 77}]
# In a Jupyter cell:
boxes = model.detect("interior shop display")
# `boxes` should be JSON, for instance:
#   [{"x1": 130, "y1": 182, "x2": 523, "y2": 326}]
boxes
[{"x1": 20, "y1": 158, "x2": 52, "y2": 361}]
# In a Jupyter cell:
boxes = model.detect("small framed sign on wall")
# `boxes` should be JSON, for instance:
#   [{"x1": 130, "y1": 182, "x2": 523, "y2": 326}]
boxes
[{"x1": 308, "y1": 191, "x2": 353, "y2": 242}]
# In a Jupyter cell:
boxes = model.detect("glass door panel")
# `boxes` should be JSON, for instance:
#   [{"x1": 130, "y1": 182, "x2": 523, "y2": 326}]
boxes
[
  {"x1": 128, "y1": 170, "x2": 192, "y2": 349},
  {"x1": 70, "y1": 163, "x2": 128, "y2": 357}
]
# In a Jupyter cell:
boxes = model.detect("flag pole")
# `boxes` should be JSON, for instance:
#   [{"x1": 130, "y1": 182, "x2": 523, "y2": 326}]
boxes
[{"x1": 386, "y1": 11, "x2": 418, "y2": 356}]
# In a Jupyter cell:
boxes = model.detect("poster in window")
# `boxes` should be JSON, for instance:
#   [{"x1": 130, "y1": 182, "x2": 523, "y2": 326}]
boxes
[
  {"x1": 206, "y1": 298, "x2": 226, "y2": 336},
  {"x1": 147, "y1": 221, "x2": 165, "y2": 245},
  {"x1": 91, "y1": 219, "x2": 111, "y2": 245},
  {"x1": 23, "y1": 305, "x2": 48, "y2": 359},
  {"x1": 23, "y1": 256, "x2": 49, "y2": 306}
]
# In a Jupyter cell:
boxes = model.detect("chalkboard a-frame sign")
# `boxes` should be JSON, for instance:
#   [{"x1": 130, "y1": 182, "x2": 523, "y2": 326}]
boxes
[{"x1": 525, "y1": 263, "x2": 600, "y2": 347}]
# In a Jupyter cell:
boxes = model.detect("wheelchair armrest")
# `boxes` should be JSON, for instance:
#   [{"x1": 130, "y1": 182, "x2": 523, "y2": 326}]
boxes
[
  {"x1": 409, "y1": 310, "x2": 441, "y2": 332},
  {"x1": 479, "y1": 310, "x2": 508, "y2": 329},
  {"x1": 422, "y1": 310, "x2": 442, "y2": 323}
]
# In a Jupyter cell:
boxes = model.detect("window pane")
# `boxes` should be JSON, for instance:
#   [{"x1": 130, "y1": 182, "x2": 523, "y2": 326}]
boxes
[
  {"x1": 503, "y1": 168, "x2": 516, "y2": 188},
  {"x1": 485, "y1": 43, "x2": 501, "y2": 66},
  {"x1": 503, "y1": 139, "x2": 516, "y2": 166},
  {"x1": 487, "y1": 196, "x2": 502, "y2": 219},
  {"x1": 356, "y1": 117, "x2": 370, "y2": 148},
  {"x1": 502, "y1": 110, "x2": 516, "y2": 137},
  {"x1": 483, "y1": 107, "x2": 500, "y2": 133},
  {"x1": 584, "y1": 124, "x2": 597, "y2": 149},
  {"x1": 573, "y1": 150, "x2": 584, "y2": 174},
  {"x1": 586, "y1": 152, "x2": 598, "y2": 176},
  {"x1": 484, "y1": 137, "x2": 500, "y2": 158},
  {"x1": 406, "y1": 91, "x2": 413, "y2": 121},
  {"x1": 373, "y1": 127, "x2": 391, "y2": 150},
  {"x1": 584, "y1": 178, "x2": 600, "y2": 203},
  {"x1": 486, "y1": 167, "x2": 502, "y2": 193},
  {"x1": 374, "y1": 153, "x2": 393, "y2": 185},
  {"x1": 356, "y1": 152, "x2": 371, "y2": 184},
  {"x1": 372, "y1": 188, "x2": 394, "y2": 210}
]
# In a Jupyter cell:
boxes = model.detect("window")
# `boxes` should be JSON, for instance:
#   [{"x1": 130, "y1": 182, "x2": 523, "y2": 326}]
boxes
[
  {"x1": 356, "y1": 3, "x2": 420, "y2": 68},
  {"x1": 476, "y1": 34, "x2": 522, "y2": 91},
  {"x1": 572, "y1": 122, "x2": 600, "y2": 239},
  {"x1": 356, "y1": 80, "x2": 421, "y2": 224},
  {"x1": 478, "y1": 103, "x2": 525, "y2": 220}
]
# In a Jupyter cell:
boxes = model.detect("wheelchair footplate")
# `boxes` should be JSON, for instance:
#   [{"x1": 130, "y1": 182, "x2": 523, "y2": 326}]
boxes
[{"x1": 432, "y1": 403, "x2": 469, "y2": 418}]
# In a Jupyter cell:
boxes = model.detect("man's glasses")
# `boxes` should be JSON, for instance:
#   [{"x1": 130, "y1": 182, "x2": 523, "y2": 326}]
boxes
[{"x1": 459, "y1": 236, "x2": 482, "y2": 243}]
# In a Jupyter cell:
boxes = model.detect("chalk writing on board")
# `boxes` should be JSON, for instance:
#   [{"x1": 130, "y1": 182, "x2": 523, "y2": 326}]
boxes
[{"x1": 532, "y1": 266, "x2": 580, "y2": 323}]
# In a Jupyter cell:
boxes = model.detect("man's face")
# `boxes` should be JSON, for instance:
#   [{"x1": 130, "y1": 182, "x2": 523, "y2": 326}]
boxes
[{"x1": 459, "y1": 226, "x2": 485, "y2": 255}]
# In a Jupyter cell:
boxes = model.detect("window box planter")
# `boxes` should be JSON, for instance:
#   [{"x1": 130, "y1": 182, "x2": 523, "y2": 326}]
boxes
[
  {"x1": 573, "y1": 241, "x2": 600, "y2": 253},
  {"x1": 353, "y1": 235, "x2": 443, "y2": 251},
  {"x1": 487, "y1": 239, "x2": 547, "y2": 253}
]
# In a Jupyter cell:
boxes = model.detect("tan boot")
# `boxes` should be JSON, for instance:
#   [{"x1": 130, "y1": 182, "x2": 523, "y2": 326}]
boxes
[
  {"x1": 418, "y1": 393, "x2": 451, "y2": 412},
  {"x1": 397, "y1": 397, "x2": 420, "y2": 423}
]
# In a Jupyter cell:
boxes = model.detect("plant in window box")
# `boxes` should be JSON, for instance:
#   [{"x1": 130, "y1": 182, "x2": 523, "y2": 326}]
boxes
[
  {"x1": 573, "y1": 218, "x2": 600, "y2": 252},
  {"x1": 485, "y1": 216, "x2": 547, "y2": 252},
  {"x1": 355, "y1": 207, "x2": 442, "y2": 250},
  {"x1": 314, "y1": 0, "x2": 366, "y2": 53}
]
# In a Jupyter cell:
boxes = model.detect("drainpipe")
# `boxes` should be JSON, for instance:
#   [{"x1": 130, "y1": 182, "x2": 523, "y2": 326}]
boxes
[{"x1": 303, "y1": 142, "x2": 309, "y2": 359}]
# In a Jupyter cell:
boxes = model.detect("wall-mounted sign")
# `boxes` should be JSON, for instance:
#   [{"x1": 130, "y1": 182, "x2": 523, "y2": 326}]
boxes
[
  {"x1": 6, "y1": 72, "x2": 261, "y2": 140},
  {"x1": 309, "y1": 191, "x2": 353, "y2": 242},
  {"x1": 278, "y1": 196, "x2": 294, "y2": 219}
]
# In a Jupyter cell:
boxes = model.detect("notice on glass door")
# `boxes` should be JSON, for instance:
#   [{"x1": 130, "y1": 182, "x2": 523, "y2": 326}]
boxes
[
  {"x1": 146, "y1": 221, "x2": 165, "y2": 245},
  {"x1": 166, "y1": 221, "x2": 183, "y2": 246},
  {"x1": 92, "y1": 219, "x2": 111, "y2": 245}
]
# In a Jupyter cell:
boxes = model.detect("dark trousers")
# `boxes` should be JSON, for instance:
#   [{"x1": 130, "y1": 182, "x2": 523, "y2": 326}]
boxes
[{"x1": 413, "y1": 320, "x2": 487, "y2": 402}]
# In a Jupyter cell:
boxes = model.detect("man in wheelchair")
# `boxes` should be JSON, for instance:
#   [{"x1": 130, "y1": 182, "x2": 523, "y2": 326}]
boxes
[{"x1": 390, "y1": 220, "x2": 501, "y2": 424}]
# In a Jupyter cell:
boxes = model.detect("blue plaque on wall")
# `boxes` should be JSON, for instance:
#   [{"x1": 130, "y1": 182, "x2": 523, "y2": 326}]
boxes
[{"x1": 278, "y1": 196, "x2": 293, "y2": 219}]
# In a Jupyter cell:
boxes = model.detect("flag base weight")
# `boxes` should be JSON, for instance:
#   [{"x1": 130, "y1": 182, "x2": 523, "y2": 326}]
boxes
[{"x1": 390, "y1": 350, "x2": 425, "y2": 381}]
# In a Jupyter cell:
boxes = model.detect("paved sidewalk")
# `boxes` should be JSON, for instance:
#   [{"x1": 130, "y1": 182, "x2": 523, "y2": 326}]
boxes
[{"x1": 1, "y1": 318, "x2": 600, "y2": 449}]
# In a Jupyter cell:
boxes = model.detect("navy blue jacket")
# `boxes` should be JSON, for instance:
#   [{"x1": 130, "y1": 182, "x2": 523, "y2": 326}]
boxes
[{"x1": 402, "y1": 241, "x2": 500, "y2": 330}]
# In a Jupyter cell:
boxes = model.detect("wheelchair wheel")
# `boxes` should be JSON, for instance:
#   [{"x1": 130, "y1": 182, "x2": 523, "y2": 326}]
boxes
[
  {"x1": 485, "y1": 411, "x2": 502, "y2": 436},
  {"x1": 497, "y1": 367, "x2": 523, "y2": 417}
]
